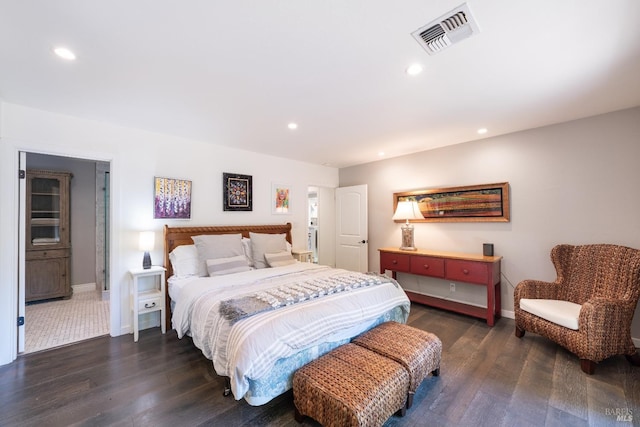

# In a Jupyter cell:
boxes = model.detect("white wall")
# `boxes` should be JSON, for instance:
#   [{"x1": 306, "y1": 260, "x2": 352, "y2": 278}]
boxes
[
  {"x1": 340, "y1": 107, "x2": 640, "y2": 339},
  {"x1": 0, "y1": 102, "x2": 338, "y2": 366}
]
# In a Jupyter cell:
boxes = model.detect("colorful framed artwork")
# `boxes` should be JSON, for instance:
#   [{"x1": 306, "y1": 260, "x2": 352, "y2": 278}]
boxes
[
  {"x1": 393, "y1": 182, "x2": 510, "y2": 223},
  {"x1": 154, "y1": 177, "x2": 192, "y2": 219},
  {"x1": 272, "y1": 183, "x2": 291, "y2": 214},
  {"x1": 223, "y1": 172, "x2": 252, "y2": 211}
]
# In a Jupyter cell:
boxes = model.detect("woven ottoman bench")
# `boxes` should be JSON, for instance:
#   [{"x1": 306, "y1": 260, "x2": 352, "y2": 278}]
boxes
[
  {"x1": 352, "y1": 321, "x2": 442, "y2": 409},
  {"x1": 293, "y1": 343, "x2": 410, "y2": 427}
]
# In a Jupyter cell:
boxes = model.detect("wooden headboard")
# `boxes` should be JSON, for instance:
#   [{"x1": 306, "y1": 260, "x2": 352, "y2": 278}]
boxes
[{"x1": 162, "y1": 223, "x2": 293, "y2": 328}]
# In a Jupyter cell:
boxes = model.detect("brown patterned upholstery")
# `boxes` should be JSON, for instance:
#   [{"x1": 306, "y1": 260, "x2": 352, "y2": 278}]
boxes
[
  {"x1": 293, "y1": 343, "x2": 409, "y2": 427},
  {"x1": 352, "y1": 321, "x2": 441, "y2": 409},
  {"x1": 514, "y1": 244, "x2": 640, "y2": 374}
]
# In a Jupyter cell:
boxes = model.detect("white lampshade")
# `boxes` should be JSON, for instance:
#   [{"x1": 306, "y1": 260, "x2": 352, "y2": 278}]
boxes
[
  {"x1": 138, "y1": 231, "x2": 155, "y2": 251},
  {"x1": 392, "y1": 201, "x2": 424, "y2": 221},
  {"x1": 392, "y1": 201, "x2": 423, "y2": 251}
]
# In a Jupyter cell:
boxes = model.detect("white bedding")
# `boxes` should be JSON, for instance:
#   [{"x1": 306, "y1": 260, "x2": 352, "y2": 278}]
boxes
[{"x1": 171, "y1": 262, "x2": 410, "y2": 403}]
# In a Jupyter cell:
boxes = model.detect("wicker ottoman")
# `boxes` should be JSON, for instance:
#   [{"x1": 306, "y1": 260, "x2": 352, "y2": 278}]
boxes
[
  {"x1": 293, "y1": 343, "x2": 410, "y2": 427},
  {"x1": 352, "y1": 321, "x2": 442, "y2": 409}
]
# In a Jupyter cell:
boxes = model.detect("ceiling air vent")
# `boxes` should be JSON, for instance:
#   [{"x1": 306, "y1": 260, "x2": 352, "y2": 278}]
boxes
[{"x1": 411, "y1": 3, "x2": 480, "y2": 55}]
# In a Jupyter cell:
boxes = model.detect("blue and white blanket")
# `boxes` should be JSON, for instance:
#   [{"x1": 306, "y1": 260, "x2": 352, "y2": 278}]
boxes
[{"x1": 172, "y1": 263, "x2": 410, "y2": 405}]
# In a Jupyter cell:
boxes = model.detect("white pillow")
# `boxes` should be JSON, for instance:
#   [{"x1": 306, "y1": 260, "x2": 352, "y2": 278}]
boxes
[
  {"x1": 192, "y1": 234, "x2": 244, "y2": 276},
  {"x1": 241, "y1": 237, "x2": 254, "y2": 267},
  {"x1": 264, "y1": 250, "x2": 296, "y2": 267},
  {"x1": 206, "y1": 255, "x2": 252, "y2": 276},
  {"x1": 169, "y1": 244, "x2": 206, "y2": 277},
  {"x1": 249, "y1": 232, "x2": 288, "y2": 269}
]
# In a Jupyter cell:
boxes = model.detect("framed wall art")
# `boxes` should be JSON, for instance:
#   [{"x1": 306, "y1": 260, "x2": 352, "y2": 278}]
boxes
[
  {"x1": 272, "y1": 183, "x2": 291, "y2": 214},
  {"x1": 223, "y1": 172, "x2": 252, "y2": 211},
  {"x1": 393, "y1": 182, "x2": 510, "y2": 223},
  {"x1": 154, "y1": 177, "x2": 192, "y2": 219}
]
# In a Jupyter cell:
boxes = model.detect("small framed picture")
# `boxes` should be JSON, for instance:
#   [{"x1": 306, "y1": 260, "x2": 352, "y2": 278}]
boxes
[
  {"x1": 223, "y1": 173, "x2": 252, "y2": 211},
  {"x1": 154, "y1": 177, "x2": 192, "y2": 219},
  {"x1": 272, "y1": 183, "x2": 291, "y2": 214}
]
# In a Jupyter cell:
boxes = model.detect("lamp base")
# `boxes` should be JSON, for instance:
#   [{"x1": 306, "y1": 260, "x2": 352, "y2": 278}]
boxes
[
  {"x1": 399, "y1": 224, "x2": 417, "y2": 251},
  {"x1": 142, "y1": 252, "x2": 152, "y2": 269}
]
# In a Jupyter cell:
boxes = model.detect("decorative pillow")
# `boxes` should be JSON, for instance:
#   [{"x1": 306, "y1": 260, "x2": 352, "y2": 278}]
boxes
[
  {"x1": 249, "y1": 232, "x2": 288, "y2": 269},
  {"x1": 169, "y1": 244, "x2": 206, "y2": 277},
  {"x1": 264, "y1": 250, "x2": 296, "y2": 267},
  {"x1": 241, "y1": 237, "x2": 254, "y2": 267},
  {"x1": 206, "y1": 255, "x2": 252, "y2": 276},
  {"x1": 192, "y1": 234, "x2": 244, "y2": 276}
]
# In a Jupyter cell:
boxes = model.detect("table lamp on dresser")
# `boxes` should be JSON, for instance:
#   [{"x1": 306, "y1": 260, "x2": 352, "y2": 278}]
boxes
[{"x1": 392, "y1": 200, "x2": 424, "y2": 251}]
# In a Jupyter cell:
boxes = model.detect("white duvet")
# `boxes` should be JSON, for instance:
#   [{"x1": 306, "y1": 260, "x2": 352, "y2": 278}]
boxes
[{"x1": 172, "y1": 262, "x2": 410, "y2": 402}]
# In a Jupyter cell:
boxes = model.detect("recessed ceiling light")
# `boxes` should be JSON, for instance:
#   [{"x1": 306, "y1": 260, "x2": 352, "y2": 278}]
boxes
[
  {"x1": 288, "y1": 123, "x2": 298, "y2": 130},
  {"x1": 53, "y1": 47, "x2": 76, "y2": 60},
  {"x1": 477, "y1": 128, "x2": 488, "y2": 134},
  {"x1": 378, "y1": 151, "x2": 385, "y2": 157},
  {"x1": 406, "y1": 64, "x2": 423, "y2": 76}
]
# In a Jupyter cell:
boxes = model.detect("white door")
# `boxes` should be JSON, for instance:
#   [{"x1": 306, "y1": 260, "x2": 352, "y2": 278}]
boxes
[
  {"x1": 335, "y1": 185, "x2": 368, "y2": 272},
  {"x1": 18, "y1": 151, "x2": 26, "y2": 352}
]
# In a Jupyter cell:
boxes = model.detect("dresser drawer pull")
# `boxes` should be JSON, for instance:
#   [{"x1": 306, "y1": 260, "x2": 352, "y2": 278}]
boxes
[
  {"x1": 392, "y1": 260, "x2": 398, "y2": 264},
  {"x1": 462, "y1": 269, "x2": 469, "y2": 275},
  {"x1": 144, "y1": 302, "x2": 156, "y2": 309},
  {"x1": 423, "y1": 264, "x2": 430, "y2": 270}
]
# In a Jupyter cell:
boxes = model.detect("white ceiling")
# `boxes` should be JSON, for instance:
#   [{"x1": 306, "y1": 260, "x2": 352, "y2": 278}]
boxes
[{"x1": 1, "y1": 1, "x2": 639, "y2": 168}]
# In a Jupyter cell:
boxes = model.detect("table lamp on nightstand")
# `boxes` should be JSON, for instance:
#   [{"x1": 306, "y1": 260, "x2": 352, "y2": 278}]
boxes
[
  {"x1": 392, "y1": 201, "x2": 424, "y2": 251},
  {"x1": 139, "y1": 231, "x2": 155, "y2": 269}
]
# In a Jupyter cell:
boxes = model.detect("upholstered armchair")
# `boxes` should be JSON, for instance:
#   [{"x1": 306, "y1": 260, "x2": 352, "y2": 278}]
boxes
[{"x1": 514, "y1": 244, "x2": 640, "y2": 374}]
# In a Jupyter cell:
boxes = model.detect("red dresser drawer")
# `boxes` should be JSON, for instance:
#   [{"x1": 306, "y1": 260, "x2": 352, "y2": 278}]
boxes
[
  {"x1": 380, "y1": 252, "x2": 411, "y2": 273},
  {"x1": 410, "y1": 255, "x2": 445, "y2": 278},
  {"x1": 446, "y1": 259, "x2": 488, "y2": 284}
]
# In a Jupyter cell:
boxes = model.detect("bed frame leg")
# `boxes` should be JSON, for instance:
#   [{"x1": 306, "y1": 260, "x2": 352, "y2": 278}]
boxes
[{"x1": 223, "y1": 377, "x2": 232, "y2": 397}]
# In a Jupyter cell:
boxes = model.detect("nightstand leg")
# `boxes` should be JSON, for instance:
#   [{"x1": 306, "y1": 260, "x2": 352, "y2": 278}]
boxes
[{"x1": 133, "y1": 310, "x2": 139, "y2": 342}]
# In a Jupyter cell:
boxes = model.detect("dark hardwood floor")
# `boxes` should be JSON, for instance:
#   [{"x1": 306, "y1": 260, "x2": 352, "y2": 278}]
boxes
[{"x1": 1, "y1": 303, "x2": 638, "y2": 427}]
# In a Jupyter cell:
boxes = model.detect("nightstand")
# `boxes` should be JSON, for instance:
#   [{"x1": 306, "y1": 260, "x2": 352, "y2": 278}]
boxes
[
  {"x1": 292, "y1": 249, "x2": 313, "y2": 263},
  {"x1": 128, "y1": 266, "x2": 166, "y2": 342}
]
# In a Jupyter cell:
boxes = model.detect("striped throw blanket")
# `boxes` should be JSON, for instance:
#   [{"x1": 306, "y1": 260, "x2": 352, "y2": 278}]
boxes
[{"x1": 219, "y1": 272, "x2": 388, "y2": 323}]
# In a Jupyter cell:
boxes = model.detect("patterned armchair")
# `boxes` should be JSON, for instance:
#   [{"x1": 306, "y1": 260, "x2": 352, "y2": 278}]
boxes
[{"x1": 514, "y1": 244, "x2": 640, "y2": 374}]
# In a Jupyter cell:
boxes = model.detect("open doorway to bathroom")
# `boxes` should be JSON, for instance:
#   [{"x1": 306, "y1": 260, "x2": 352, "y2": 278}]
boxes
[
  {"x1": 22, "y1": 153, "x2": 110, "y2": 353},
  {"x1": 307, "y1": 186, "x2": 336, "y2": 267},
  {"x1": 308, "y1": 187, "x2": 319, "y2": 263}
]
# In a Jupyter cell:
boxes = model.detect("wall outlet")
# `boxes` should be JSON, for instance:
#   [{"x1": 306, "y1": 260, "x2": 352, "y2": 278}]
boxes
[{"x1": 449, "y1": 283, "x2": 456, "y2": 292}]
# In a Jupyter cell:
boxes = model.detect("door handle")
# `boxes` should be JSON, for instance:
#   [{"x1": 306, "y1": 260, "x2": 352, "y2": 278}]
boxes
[{"x1": 359, "y1": 240, "x2": 368, "y2": 244}]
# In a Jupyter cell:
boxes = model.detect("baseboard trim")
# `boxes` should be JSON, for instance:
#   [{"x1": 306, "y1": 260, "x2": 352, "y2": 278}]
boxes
[{"x1": 72, "y1": 283, "x2": 97, "y2": 293}]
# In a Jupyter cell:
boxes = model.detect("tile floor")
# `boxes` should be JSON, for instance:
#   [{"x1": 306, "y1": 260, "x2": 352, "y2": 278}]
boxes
[{"x1": 24, "y1": 287, "x2": 110, "y2": 354}]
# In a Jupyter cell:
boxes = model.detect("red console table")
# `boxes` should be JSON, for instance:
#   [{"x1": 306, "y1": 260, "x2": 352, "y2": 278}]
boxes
[{"x1": 379, "y1": 247, "x2": 502, "y2": 326}]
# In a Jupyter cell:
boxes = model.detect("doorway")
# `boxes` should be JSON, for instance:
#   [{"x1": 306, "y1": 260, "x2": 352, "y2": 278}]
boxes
[
  {"x1": 21, "y1": 153, "x2": 110, "y2": 353},
  {"x1": 308, "y1": 187, "x2": 319, "y2": 263},
  {"x1": 307, "y1": 186, "x2": 337, "y2": 267}
]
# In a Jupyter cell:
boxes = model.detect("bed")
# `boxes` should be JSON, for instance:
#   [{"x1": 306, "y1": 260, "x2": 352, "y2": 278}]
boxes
[{"x1": 163, "y1": 223, "x2": 411, "y2": 406}]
